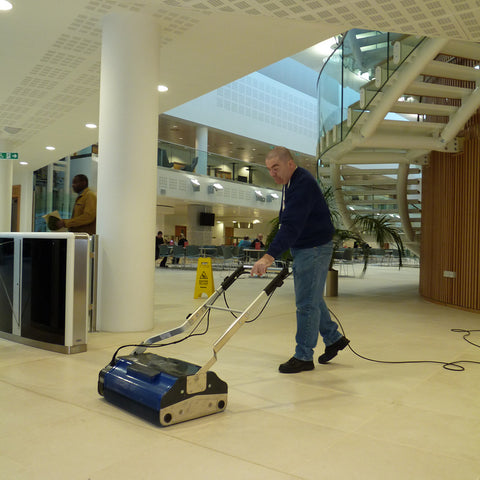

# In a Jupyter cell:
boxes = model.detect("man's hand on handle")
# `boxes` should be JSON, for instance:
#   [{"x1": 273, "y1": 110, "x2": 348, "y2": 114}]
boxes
[{"x1": 250, "y1": 254, "x2": 275, "y2": 277}]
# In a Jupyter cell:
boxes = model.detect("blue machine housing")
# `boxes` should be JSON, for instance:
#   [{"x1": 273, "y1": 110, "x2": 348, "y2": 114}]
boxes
[{"x1": 98, "y1": 353, "x2": 228, "y2": 426}]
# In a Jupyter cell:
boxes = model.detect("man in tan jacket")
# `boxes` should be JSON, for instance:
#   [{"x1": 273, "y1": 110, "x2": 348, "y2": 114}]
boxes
[{"x1": 56, "y1": 174, "x2": 97, "y2": 234}]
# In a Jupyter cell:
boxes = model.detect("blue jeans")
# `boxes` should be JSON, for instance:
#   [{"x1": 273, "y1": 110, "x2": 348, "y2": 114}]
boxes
[{"x1": 291, "y1": 242, "x2": 342, "y2": 361}]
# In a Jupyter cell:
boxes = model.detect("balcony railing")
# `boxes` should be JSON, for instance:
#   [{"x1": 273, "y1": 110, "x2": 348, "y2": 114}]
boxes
[{"x1": 157, "y1": 140, "x2": 279, "y2": 190}]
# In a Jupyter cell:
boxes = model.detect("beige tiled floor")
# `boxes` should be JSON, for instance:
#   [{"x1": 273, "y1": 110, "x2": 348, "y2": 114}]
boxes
[{"x1": 1, "y1": 265, "x2": 480, "y2": 479}]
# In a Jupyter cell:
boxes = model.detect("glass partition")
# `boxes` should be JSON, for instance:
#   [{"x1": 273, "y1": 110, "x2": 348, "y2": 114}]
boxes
[{"x1": 33, "y1": 160, "x2": 75, "y2": 232}]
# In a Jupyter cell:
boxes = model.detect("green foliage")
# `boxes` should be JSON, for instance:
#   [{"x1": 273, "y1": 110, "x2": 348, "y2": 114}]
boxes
[{"x1": 265, "y1": 179, "x2": 405, "y2": 275}]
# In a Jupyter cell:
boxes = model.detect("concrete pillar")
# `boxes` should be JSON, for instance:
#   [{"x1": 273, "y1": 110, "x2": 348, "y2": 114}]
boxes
[
  {"x1": 97, "y1": 13, "x2": 160, "y2": 332},
  {"x1": 0, "y1": 139, "x2": 13, "y2": 231},
  {"x1": 195, "y1": 126, "x2": 208, "y2": 175}
]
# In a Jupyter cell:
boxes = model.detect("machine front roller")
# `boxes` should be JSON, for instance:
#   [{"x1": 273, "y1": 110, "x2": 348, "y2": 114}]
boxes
[{"x1": 98, "y1": 265, "x2": 290, "y2": 426}]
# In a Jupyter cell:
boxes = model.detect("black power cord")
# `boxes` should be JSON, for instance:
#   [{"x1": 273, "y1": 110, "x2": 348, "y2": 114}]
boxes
[
  {"x1": 108, "y1": 284, "x2": 277, "y2": 365},
  {"x1": 222, "y1": 290, "x2": 275, "y2": 323},
  {"x1": 108, "y1": 307, "x2": 212, "y2": 365},
  {"x1": 329, "y1": 308, "x2": 480, "y2": 372}
]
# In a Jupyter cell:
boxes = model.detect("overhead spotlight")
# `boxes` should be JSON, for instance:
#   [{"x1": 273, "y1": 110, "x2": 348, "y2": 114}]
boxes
[
  {"x1": 208, "y1": 183, "x2": 224, "y2": 194},
  {"x1": 255, "y1": 190, "x2": 265, "y2": 202},
  {"x1": 0, "y1": 1, "x2": 13, "y2": 11},
  {"x1": 46, "y1": 146, "x2": 56, "y2": 151},
  {"x1": 85, "y1": 123, "x2": 97, "y2": 129},
  {"x1": 190, "y1": 178, "x2": 200, "y2": 191},
  {"x1": 157, "y1": 85, "x2": 169, "y2": 92},
  {"x1": 19, "y1": 161, "x2": 28, "y2": 166},
  {"x1": 252, "y1": 219, "x2": 261, "y2": 224},
  {"x1": 267, "y1": 193, "x2": 279, "y2": 202}
]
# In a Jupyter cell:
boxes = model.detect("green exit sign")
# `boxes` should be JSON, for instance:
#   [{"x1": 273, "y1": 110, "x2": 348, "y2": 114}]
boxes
[{"x1": 0, "y1": 152, "x2": 18, "y2": 159}]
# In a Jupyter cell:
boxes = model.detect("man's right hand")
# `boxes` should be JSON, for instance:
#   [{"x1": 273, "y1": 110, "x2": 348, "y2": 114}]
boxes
[
  {"x1": 47, "y1": 216, "x2": 60, "y2": 230},
  {"x1": 250, "y1": 254, "x2": 275, "y2": 277}
]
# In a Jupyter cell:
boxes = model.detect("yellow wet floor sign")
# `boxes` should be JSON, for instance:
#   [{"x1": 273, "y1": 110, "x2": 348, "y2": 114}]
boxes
[{"x1": 194, "y1": 257, "x2": 215, "y2": 298}]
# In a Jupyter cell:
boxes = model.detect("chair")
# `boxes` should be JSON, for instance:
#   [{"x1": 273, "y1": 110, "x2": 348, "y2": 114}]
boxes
[
  {"x1": 370, "y1": 248, "x2": 385, "y2": 265},
  {"x1": 340, "y1": 247, "x2": 355, "y2": 276},
  {"x1": 157, "y1": 148, "x2": 173, "y2": 168},
  {"x1": 185, "y1": 245, "x2": 201, "y2": 267},
  {"x1": 156, "y1": 243, "x2": 170, "y2": 267},
  {"x1": 221, "y1": 245, "x2": 240, "y2": 271},
  {"x1": 158, "y1": 244, "x2": 169, "y2": 256},
  {"x1": 181, "y1": 156, "x2": 198, "y2": 172},
  {"x1": 171, "y1": 245, "x2": 185, "y2": 267},
  {"x1": 201, "y1": 245, "x2": 218, "y2": 258}
]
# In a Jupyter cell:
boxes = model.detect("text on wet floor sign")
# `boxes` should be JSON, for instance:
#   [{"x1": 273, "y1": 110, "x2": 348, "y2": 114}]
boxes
[{"x1": 194, "y1": 257, "x2": 215, "y2": 298}]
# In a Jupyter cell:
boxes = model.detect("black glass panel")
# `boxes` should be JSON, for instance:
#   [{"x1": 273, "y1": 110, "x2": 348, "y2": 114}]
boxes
[
  {"x1": 0, "y1": 237, "x2": 15, "y2": 334},
  {"x1": 21, "y1": 238, "x2": 67, "y2": 345}
]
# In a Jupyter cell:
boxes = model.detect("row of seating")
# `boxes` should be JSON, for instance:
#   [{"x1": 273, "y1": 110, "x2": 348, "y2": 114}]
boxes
[
  {"x1": 333, "y1": 247, "x2": 419, "y2": 277},
  {"x1": 156, "y1": 244, "x2": 244, "y2": 270}
]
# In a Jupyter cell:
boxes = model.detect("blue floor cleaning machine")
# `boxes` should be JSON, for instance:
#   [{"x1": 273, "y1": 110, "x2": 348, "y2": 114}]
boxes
[{"x1": 98, "y1": 265, "x2": 290, "y2": 426}]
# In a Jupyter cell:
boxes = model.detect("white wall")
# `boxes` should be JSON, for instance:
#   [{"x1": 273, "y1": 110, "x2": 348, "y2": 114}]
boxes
[{"x1": 168, "y1": 72, "x2": 317, "y2": 156}]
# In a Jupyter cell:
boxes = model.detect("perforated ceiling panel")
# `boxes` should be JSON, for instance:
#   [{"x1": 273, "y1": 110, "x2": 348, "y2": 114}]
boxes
[
  {"x1": 168, "y1": 0, "x2": 480, "y2": 39},
  {"x1": 0, "y1": 0, "x2": 202, "y2": 148},
  {"x1": 1, "y1": 0, "x2": 480, "y2": 157}
]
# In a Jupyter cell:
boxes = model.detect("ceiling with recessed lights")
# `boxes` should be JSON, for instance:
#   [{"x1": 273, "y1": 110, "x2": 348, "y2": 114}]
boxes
[
  {"x1": 2, "y1": 0, "x2": 480, "y2": 227},
  {"x1": 2, "y1": 0, "x2": 480, "y2": 176}
]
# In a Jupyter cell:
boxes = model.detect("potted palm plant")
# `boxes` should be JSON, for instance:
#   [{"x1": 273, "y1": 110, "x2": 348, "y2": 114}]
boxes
[
  {"x1": 322, "y1": 183, "x2": 405, "y2": 295},
  {"x1": 265, "y1": 183, "x2": 405, "y2": 296}
]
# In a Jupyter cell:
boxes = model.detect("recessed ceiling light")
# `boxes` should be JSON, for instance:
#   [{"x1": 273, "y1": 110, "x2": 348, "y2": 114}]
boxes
[
  {"x1": 157, "y1": 85, "x2": 168, "y2": 92},
  {"x1": 19, "y1": 161, "x2": 28, "y2": 166},
  {"x1": 0, "y1": 1, "x2": 13, "y2": 11},
  {"x1": 46, "y1": 146, "x2": 56, "y2": 151},
  {"x1": 85, "y1": 123, "x2": 97, "y2": 129}
]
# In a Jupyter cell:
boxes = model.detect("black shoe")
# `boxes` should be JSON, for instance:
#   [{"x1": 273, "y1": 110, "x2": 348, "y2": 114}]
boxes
[
  {"x1": 160, "y1": 264, "x2": 168, "y2": 268},
  {"x1": 279, "y1": 357, "x2": 314, "y2": 374},
  {"x1": 318, "y1": 336, "x2": 350, "y2": 364}
]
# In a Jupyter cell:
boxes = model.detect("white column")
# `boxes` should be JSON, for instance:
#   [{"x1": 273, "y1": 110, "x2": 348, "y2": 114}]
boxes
[
  {"x1": 0, "y1": 139, "x2": 13, "y2": 231},
  {"x1": 195, "y1": 126, "x2": 208, "y2": 175},
  {"x1": 97, "y1": 13, "x2": 160, "y2": 332}
]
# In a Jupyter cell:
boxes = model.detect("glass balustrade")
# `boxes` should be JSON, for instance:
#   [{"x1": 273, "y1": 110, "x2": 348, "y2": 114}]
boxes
[
  {"x1": 157, "y1": 140, "x2": 279, "y2": 189},
  {"x1": 317, "y1": 29, "x2": 425, "y2": 158}
]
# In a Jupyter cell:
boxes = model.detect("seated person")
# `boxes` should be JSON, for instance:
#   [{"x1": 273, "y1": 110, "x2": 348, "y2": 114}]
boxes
[
  {"x1": 250, "y1": 233, "x2": 265, "y2": 249},
  {"x1": 155, "y1": 231, "x2": 168, "y2": 268},
  {"x1": 238, "y1": 236, "x2": 251, "y2": 249}
]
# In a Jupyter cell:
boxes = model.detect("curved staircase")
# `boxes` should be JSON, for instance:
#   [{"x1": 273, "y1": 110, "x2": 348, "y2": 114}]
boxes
[{"x1": 317, "y1": 31, "x2": 480, "y2": 255}]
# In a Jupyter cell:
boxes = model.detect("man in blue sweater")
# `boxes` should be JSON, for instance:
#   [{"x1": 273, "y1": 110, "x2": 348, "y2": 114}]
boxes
[{"x1": 251, "y1": 147, "x2": 349, "y2": 373}]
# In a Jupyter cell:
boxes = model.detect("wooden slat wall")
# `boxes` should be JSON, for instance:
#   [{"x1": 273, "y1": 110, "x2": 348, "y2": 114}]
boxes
[{"x1": 420, "y1": 114, "x2": 480, "y2": 311}]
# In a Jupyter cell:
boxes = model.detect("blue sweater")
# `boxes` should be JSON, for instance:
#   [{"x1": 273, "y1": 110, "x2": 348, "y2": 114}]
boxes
[{"x1": 267, "y1": 167, "x2": 334, "y2": 259}]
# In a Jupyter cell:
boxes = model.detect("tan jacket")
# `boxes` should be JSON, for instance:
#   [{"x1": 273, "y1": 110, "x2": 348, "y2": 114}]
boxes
[{"x1": 64, "y1": 187, "x2": 97, "y2": 235}]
